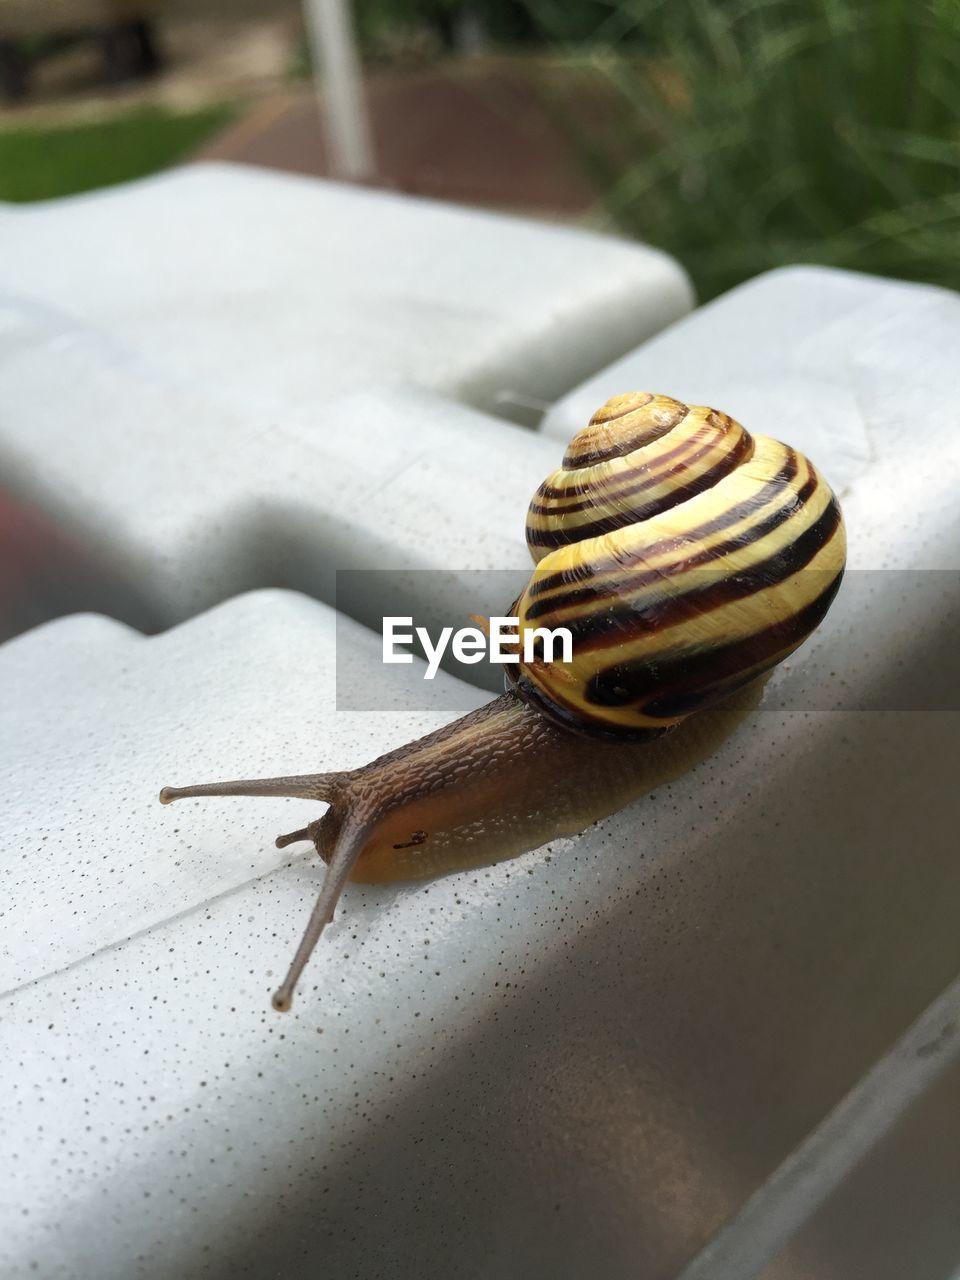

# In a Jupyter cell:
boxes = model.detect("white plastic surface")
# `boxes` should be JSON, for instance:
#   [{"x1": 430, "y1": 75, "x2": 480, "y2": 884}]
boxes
[
  {"x1": 0, "y1": 163, "x2": 693, "y2": 420},
  {"x1": 1, "y1": 246, "x2": 959, "y2": 1279},
  {"x1": 0, "y1": 306, "x2": 554, "y2": 636},
  {"x1": 2, "y1": 591, "x2": 957, "y2": 1280},
  {"x1": 0, "y1": 164, "x2": 693, "y2": 643},
  {"x1": 0, "y1": 592, "x2": 486, "y2": 992}
]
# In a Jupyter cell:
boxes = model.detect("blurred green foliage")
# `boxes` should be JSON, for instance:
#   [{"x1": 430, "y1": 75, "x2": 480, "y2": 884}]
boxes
[
  {"x1": 355, "y1": 0, "x2": 960, "y2": 299},
  {"x1": 0, "y1": 104, "x2": 234, "y2": 203},
  {"x1": 537, "y1": 0, "x2": 960, "y2": 298}
]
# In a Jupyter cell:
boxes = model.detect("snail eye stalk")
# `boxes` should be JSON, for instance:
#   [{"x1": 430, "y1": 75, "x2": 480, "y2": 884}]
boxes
[{"x1": 159, "y1": 773, "x2": 342, "y2": 805}]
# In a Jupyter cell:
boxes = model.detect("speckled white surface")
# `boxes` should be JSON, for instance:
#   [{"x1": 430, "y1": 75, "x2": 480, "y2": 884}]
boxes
[
  {"x1": 0, "y1": 163, "x2": 692, "y2": 420},
  {"x1": 0, "y1": 592, "x2": 486, "y2": 992},
  {"x1": 1, "y1": 595, "x2": 957, "y2": 1280},
  {"x1": 1, "y1": 259, "x2": 959, "y2": 1279}
]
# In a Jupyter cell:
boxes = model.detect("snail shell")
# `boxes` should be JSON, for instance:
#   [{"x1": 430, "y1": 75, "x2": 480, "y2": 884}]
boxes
[{"x1": 511, "y1": 392, "x2": 846, "y2": 735}]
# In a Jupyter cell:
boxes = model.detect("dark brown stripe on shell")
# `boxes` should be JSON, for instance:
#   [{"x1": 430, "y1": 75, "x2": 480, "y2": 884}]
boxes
[
  {"x1": 527, "y1": 434, "x2": 756, "y2": 550},
  {"x1": 548, "y1": 496, "x2": 842, "y2": 651},
  {"x1": 503, "y1": 667, "x2": 670, "y2": 742},
  {"x1": 584, "y1": 571, "x2": 844, "y2": 714},
  {"x1": 527, "y1": 449, "x2": 806, "y2": 608},
  {"x1": 532, "y1": 426, "x2": 751, "y2": 514},
  {"x1": 588, "y1": 392, "x2": 654, "y2": 425},
  {"x1": 563, "y1": 402, "x2": 690, "y2": 469}
]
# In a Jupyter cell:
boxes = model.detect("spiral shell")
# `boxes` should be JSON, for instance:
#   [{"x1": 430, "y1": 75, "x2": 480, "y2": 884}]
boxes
[{"x1": 509, "y1": 392, "x2": 846, "y2": 736}]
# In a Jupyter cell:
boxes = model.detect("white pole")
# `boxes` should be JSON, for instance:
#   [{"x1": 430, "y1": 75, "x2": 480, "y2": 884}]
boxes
[{"x1": 302, "y1": 0, "x2": 377, "y2": 182}]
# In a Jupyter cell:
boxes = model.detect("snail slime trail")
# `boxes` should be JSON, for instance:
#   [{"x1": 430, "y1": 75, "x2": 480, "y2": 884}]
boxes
[{"x1": 160, "y1": 392, "x2": 846, "y2": 1011}]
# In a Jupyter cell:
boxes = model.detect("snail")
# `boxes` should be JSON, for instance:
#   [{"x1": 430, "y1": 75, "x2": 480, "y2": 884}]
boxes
[{"x1": 159, "y1": 392, "x2": 846, "y2": 1011}]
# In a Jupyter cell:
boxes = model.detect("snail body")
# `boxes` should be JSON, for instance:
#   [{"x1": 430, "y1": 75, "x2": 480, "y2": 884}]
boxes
[{"x1": 160, "y1": 393, "x2": 846, "y2": 1011}]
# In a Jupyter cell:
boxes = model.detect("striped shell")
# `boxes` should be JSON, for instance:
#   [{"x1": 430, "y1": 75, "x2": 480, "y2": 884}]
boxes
[{"x1": 508, "y1": 392, "x2": 846, "y2": 736}]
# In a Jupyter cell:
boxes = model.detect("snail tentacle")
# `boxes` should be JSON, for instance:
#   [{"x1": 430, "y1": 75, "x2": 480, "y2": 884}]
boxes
[
  {"x1": 271, "y1": 810, "x2": 374, "y2": 1012},
  {"x1": 158, "y1": 772, "x2": 345, "y2": 806}
]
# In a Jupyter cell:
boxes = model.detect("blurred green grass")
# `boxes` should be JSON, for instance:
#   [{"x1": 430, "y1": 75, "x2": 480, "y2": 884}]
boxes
[
  {"x1": 0, "y1": 104, "x2": 234, "y2": 203},
  {"x1": 540, "y1": 0, "x2": 960, "y2": 299}
]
